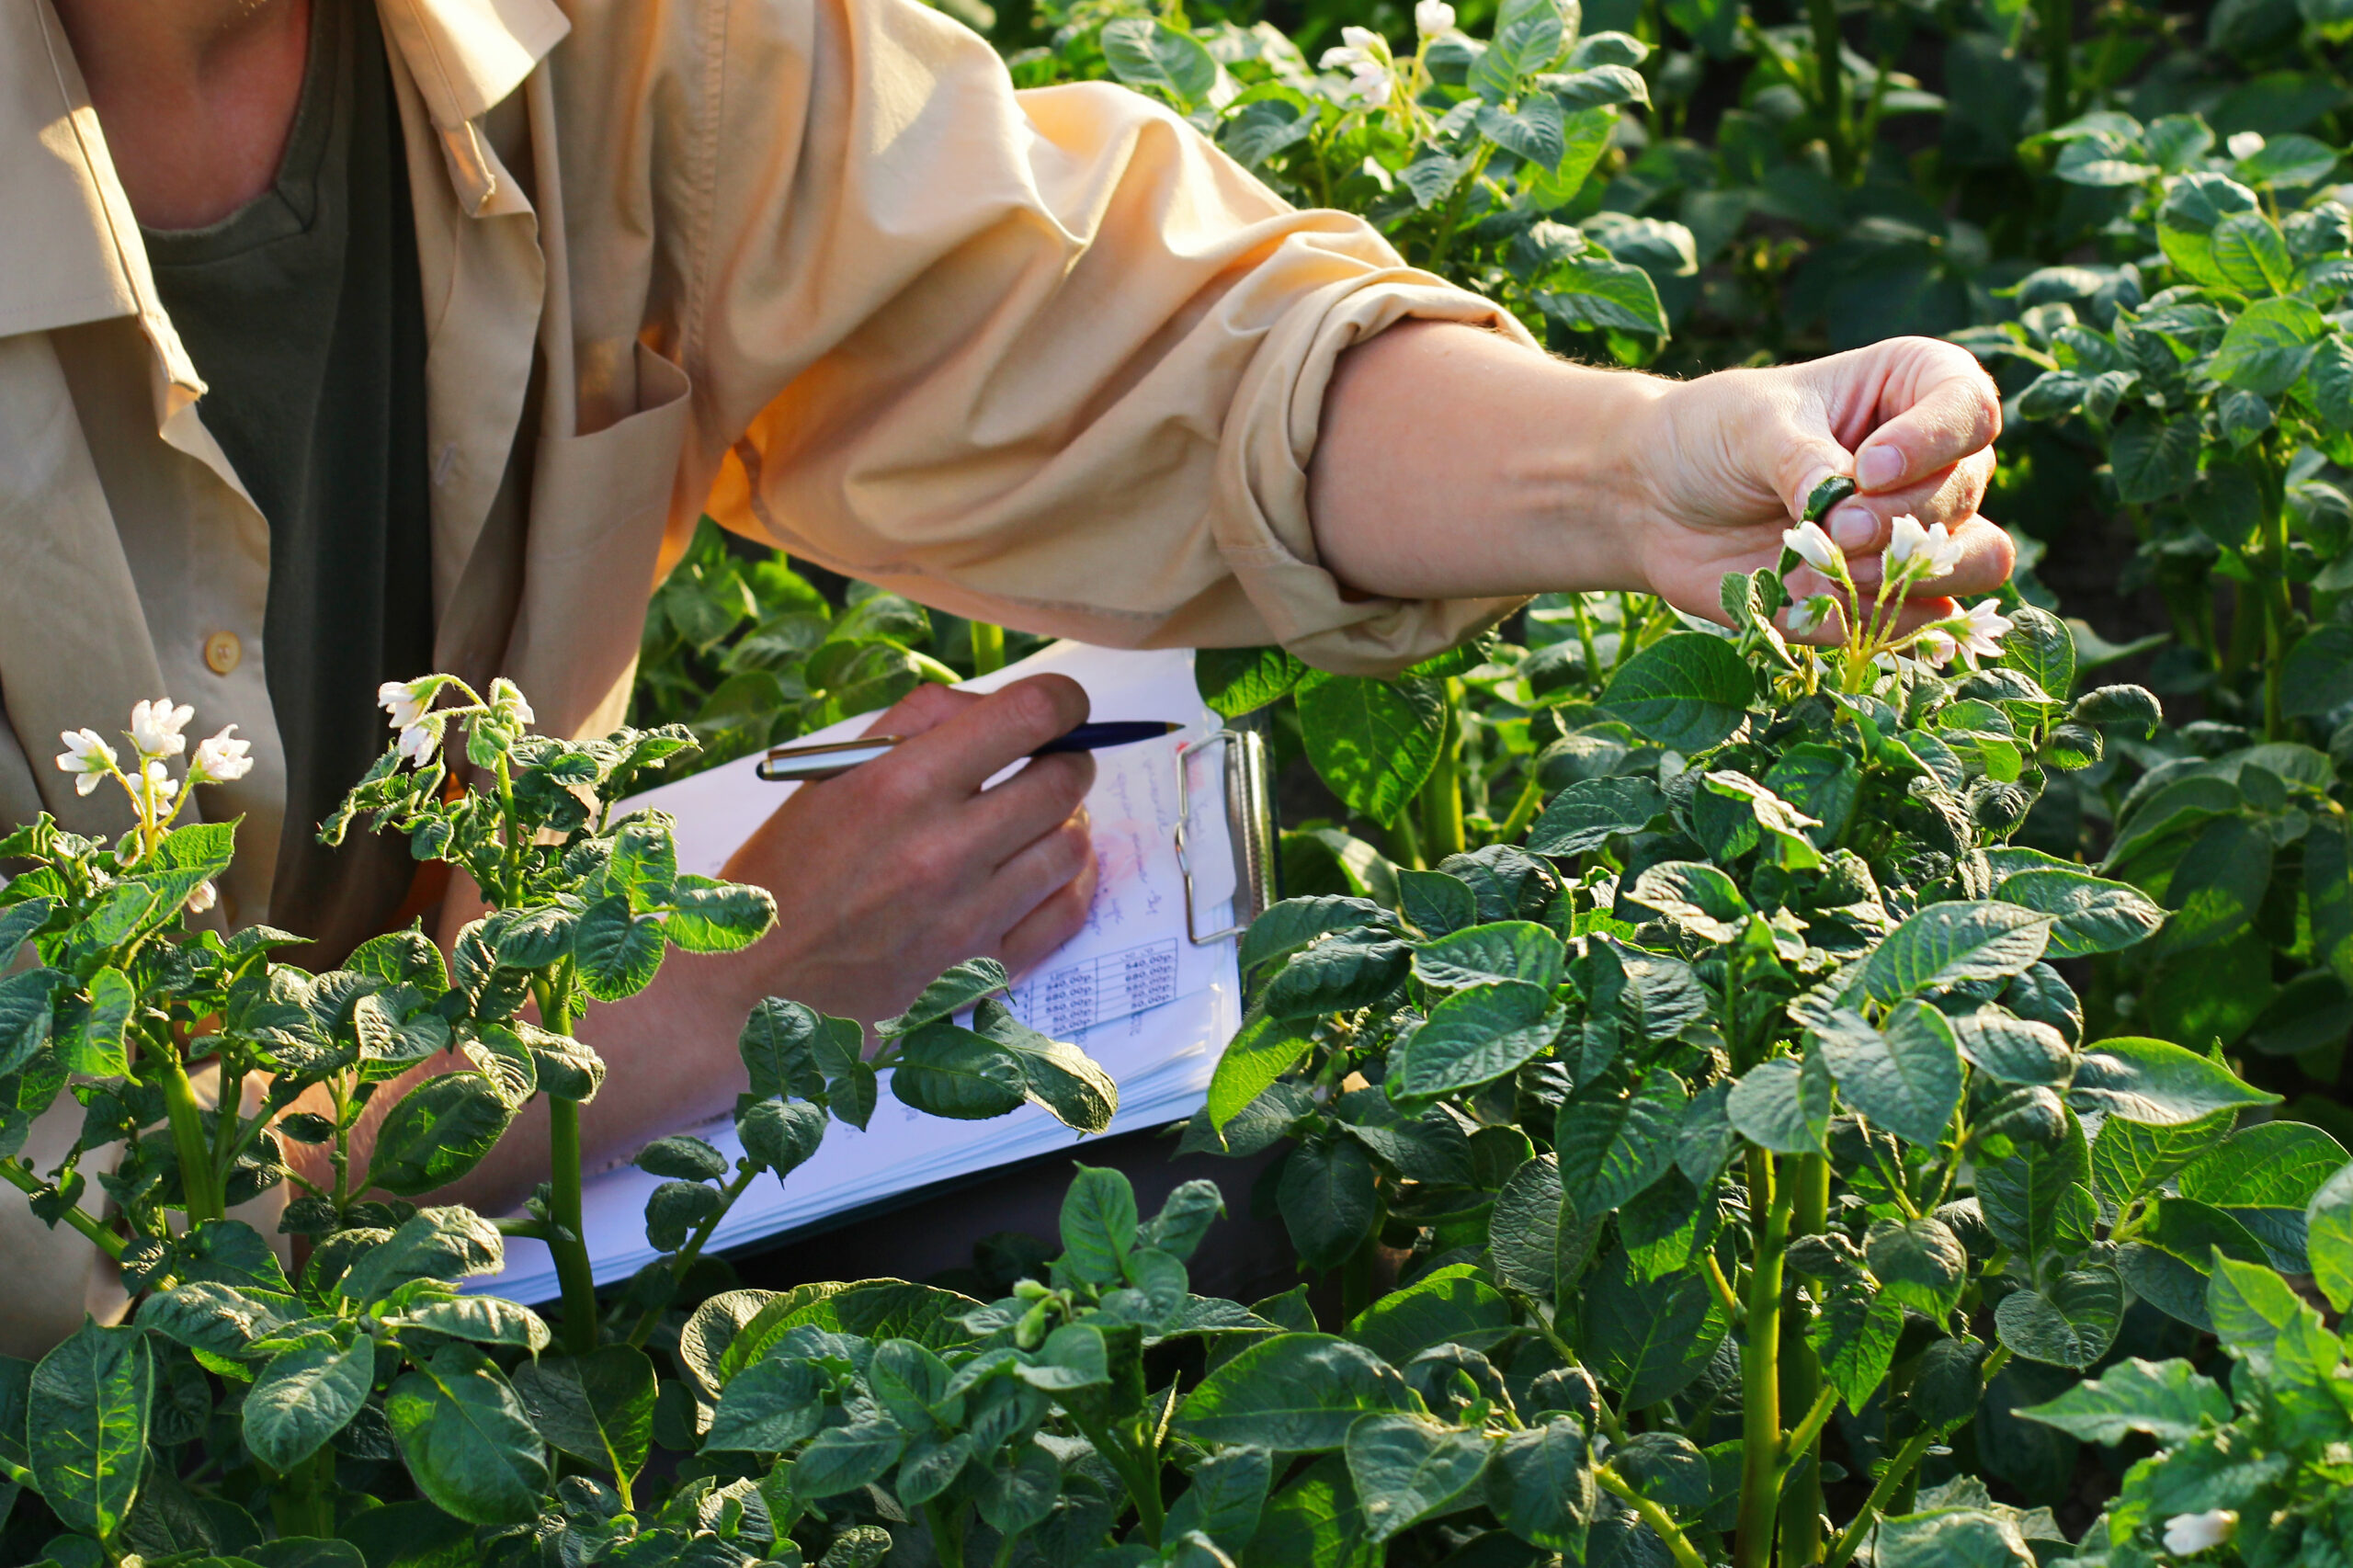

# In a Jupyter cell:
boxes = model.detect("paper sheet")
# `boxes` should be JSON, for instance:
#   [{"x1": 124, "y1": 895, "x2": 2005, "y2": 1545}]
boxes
[{"x1": 483, "y1": 645, "x2": 1247, "y2": 1301}]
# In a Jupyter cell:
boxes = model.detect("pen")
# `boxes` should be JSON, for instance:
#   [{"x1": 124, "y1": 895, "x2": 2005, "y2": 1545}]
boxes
[{"x1": 755, "y1": 720, "x2": 1183, "y2": 782}]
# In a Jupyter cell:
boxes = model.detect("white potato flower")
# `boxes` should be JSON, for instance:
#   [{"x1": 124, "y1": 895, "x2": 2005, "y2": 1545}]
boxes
[
  {"x1": 1883, "y1": 514, "x2": 1963, "y2": 579},
  {"x1": 1955, "y1": 598, "x2": 2013, "y2": 659},
  {"x1": 1321, "y1": 25, "x2": 1387, "y2": 69},
  {"x1": 130, "y1": 698, "x2": 194, "y2": 757},
  {"x1": 190, "y1": 724, "x2": 254, "y2": 784},
  {"x1": 1416, "y1": 0, "x2": 1457, "y2": 36},
  {"x1": 488, "y1": 676, "x2": 537, "y2": 727},
  {"x1": 397, "y1": 723, "x2": 439, "y2": 767},
  {"x1": 142, "y1": 759, "x2": 178, "y2": 805},
  {"x1": 1785, "y1": 595, "x2": 1837, "y2": 637},
  {"x1": 54, "y1": 729, "x2": 118, "y2": 796},
  {"x1": 1781, "y1": 519, "x2": 1846, "y2": 576},
  {"x1": 1912, "y1": 628, "x2": 1959, "y2": 667},
  {"x1": 378, "y1": 679, "x2": 428, "y2": 730},
  {"x1": 2163, "y1": 1509, "x2": 2237, "y2": 1555},
  {"x1": 185, "y1": 881, "x2": 218, "y2": 915},
  {"x1": 2228, "y1": 131, "x2": 2266, "y2": 161}
]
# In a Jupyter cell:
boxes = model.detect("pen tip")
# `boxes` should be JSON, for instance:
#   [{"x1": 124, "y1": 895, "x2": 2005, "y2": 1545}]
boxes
[{"x1": 1164, "y1": 721, "x2": 1182, "y2": 733}]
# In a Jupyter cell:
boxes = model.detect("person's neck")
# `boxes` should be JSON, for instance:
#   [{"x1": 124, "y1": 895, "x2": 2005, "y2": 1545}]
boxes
[{"x1": 52, "y1": 0, "x2": 313, "y2": 231}]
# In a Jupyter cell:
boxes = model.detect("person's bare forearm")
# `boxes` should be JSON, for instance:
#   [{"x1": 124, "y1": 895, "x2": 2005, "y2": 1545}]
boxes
[{"x1": 1307, "y1": 322, "x2": 1668, "y2": 600}]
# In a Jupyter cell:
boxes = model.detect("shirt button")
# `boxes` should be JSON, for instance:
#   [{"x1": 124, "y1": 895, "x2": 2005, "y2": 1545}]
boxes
[{"x1": 203, "y1": 631, "x2": 242, "y2": 675}]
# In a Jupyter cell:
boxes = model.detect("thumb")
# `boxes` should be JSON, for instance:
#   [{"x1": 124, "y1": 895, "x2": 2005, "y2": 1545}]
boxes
[{"x1": 1772, "y1": 424, "x2": 1859, "y2": 528}]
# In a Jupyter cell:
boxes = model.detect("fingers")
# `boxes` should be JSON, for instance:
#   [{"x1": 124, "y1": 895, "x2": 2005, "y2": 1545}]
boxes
[
  {"x1": 967, "y1": 751, "x2": 1097, "y2": 866},
  {"x1": 1842, "y1": 339, "x2": 2003, "y2": 495},
  {"x1": 1815, "y1": 449, "x2": 1996, "y2": 564},
  {"x1": 860, "y1": 674, "x2": 1088, "y2": 803},
  {"x1": 859, "y1": 680, "x2": 975, "y2": 741},
  {"x1": 997, "y1": 830, "x2": 1100, "y2": 978}
]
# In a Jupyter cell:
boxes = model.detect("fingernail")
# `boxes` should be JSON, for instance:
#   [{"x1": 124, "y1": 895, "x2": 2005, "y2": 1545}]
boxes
[
  {"x1": 1829, "y1": 505, "x2": 1878, "y2": 550},
  {"x1": 1858, "y1": 447, "x2": 1904, "y2": 489}
]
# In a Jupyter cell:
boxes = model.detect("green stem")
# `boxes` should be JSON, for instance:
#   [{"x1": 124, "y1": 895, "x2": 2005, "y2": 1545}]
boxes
[
  {"x1": 2258, "y1": 448, "x2": 2294, "y2": 742},
  {"x1": 1825, "y1": 1344, "x2": 2012, "y2": 1568},
  {"x1": 1597, "y1": 1463, "x2": 1708, "y2": 1568},
  {"x1": 1419, "y1": 681, "x2": 1466, "y2": 865},
  {"x1": 546, "y1": 1097, "x2": 600, "y2": 1355},
  {"x1": 160, "y1": 1051, "x2": 223, "y2": 1225},
  {"x1": 1389, "y1": 810, "x2": 1426, "y2": 873},
  {"x1": 1734, "y1": 1149, "x2": 1789, "y2": 1568},
  {"x1": 1497, "y1": 768, "x2": 1545, "y2": 845},
  {"x1": 1340, "y1": 1231, "x2": 1381, "y2": 1324},
  {"x1": 0, "y1": 1158, "x2": 125, "y2": 1259},
  {"x1": 970, "y1": 621, "x2": 1006, "y2": 677},
  {"x1": 926, "y1": 1501, "x2": 968, "y2": 1568},
  {"x1": 1072, "y1": 1412, "x2": 1165, "y2": 1547},
  {"x1": 1808, "y1": 0, "x2": 1850, "y2": 180},
  {"x1": 1779, "y1": 1153, "x2": 1833, "y2": 1567},
  {"x1": 2039, "y1": 0, "x2": 2071, "y2": 131}
]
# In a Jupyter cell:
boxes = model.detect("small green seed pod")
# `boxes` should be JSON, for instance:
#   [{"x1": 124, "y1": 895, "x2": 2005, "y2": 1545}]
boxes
[{"x1": 1803, "y1": 474, "x2": 1858, "y2": 521}]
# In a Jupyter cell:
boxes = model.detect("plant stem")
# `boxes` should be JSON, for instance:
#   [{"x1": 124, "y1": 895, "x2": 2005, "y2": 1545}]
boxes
[
  {"x1": 1808, "y1": 0, "x2": 1850, "y2": 180},
  {"x1": 2039, "y1": 0, "x2": 2071, "y2": 131},
  {"x1": 1596, "y1": 1463, "x2": 1708, "y2": 1568},
  {"x1": 626, "y1": 1162, "x2": 762, "y2": 1348},
  {"x1": 0, "y1": 1158, "x2": 125, "y2": 1259},
  {"x1": 925, "y1": 1501, "x2": 968, "y2": 1568},
  {"x1": 1779, "y1": 1152, "x2": 1833, "y2": 1568},
  {"x1": 546, "y1": 1097, "x2": 601, "y2": 1355},
  {"x1": 1824, "y1": 1343, "x2": 2012, "y2": 1568},
  {"x1": 1734, "y1": 1149, "x2": 1790, "y2": 1568},
  {"x1": 970, "y1": 621, "x2": 1006, "y2": 676},
  {"x1": 160, "y1": 1051, "x2": 223, "y2": 1225},
  {"x1": 1072, "y1": 1412, "x2": 1165, "y2": 1547},
  {"x1": 2257, "y1": 445, "x2": 2294, "y2": 742},
  {"x1": 1420, "y1": 680, "x2": 1467, "y2": 865},
  {"x1": 1340, "y1": 1231, "x2": 1381, "y2": 1323},
  {"x1": 1497, "y1": 769, "x2": 1545, "y2": 843}
]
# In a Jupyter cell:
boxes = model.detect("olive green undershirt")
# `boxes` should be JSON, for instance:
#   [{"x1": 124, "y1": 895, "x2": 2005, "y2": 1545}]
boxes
[{"x1": 143, "y1": 0, "x2": 436, "y2": 960}]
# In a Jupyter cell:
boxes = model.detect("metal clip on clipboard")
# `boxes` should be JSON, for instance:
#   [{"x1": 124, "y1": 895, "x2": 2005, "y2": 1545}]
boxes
[{"x1": 1172, "y1": 729, "x2": 1277, "y2": 946}]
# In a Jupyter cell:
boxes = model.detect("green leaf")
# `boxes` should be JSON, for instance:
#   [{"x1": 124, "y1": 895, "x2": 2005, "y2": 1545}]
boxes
[
  {"x1": 29, "y1": 1320, "x2": 151, "y2": 1540},
  {"x1": 1540, "y1": 255, "x2": 1669, "y2": 335},
  {"x1": 1396, "y1": 869, "x2": 1477, "y2": 937},
  {"x1": 1872, "y1": 1508, "x2": 2039, "y2": 1568},
  {"x1": 2306, "y1": 1162, "x2": 2353, "y2": 1313},
  {"x1": 2209, "y1": 296, "x2": 2327, "y2": 395},
  {"x1": 1628, "y1": 861, "x2": 1750, "y2": 940},
  {"x1": 1099, "y1": 17, "x2": 1219, "y2": 106},
  {"x1": 1599, "y1": 633, "x2": 1754, "y2": 750},
  {"x1": 890, "y1": 1021, "x2": 1027, "y2": 1120},
  {"x1": 244, "y1": 1339, "x2": 371, "y2": 1471},
  {"x1": 735, "y1": 1095, "x2": 827, "y2": 1176},
  {"x1": 1279, "y1": 1139, "x2": 1381, "y2": 1271},
  {"x1": 2091, "y1": 1110, "x2": 2233, "y2": 1208},
  {"x1": 1817, "y1": 1002, "x2": 1963, "y2": 1146},
  {"x1": 1576, "y1": 1244, "x2": 1730, "y2": 1407},
  {"x1": 510, "y1": 1346, "x2": 656, "y2": 1485},
  {"x1": 1995, "y1": 867, "x2": 2164, "y2": 958},
  {"x1": 2109, "y1": 412, "x2": 2200, "y2": 504},
  {"x1": 1867, "y1": 1217, "x2": 1968, "y2": 1314},
  {"x1": 1346, "y1": 1415, "x2": 1495, "y2": 1543},
  {"x1": 336, "y1": 1208, "x2": 506, "y2": 1304},
  {"x1": 62, "y1": 968, "x2": 132, "y2": 1077},
  {"x1": 2282, "y1": 622, "x2": 2353, "y2": 719},
  {"x1": 384, "y1": 1344, "x2": 550, "y2": 1526},
  {"x1": 1864, "y1": 903, "x2": 2054, "y2": 1004},
  {"x1": 572, "y1": 895, "x2": 665, "y2": 1001},
  {"x1": 1346, "y1": 1264, "x2": 1513, "y2": 1365},
  {"x1": 1392, "y1": 982, "x2": 1563, "y2": 1100},
  {"x1": 1248, "y1": 1456, "x2": 1380, "y2": 1568},
  {"x1": 2158, "y1": 172, "x2": 2262, "y2": 287},
  {"x1": 1489, "y1": 1153, "x2": 1587, "y2": 1302},
  {"x1": 1477, "y1": 96, "x2": 1566, "y2": 165},
  {"x1": 2117, "y1": 1197, "x2": 2268, "y2": 1329},
  {"x1": 1525, "y1": 777, "x2": 1667, "y2": 857},
  {"x1": 1413, "y1": 922, "x2": 1566, "y2": 991},
  {"x1": 2207, "y1": 1253, "x2": 2313, "y2": 1365},
  {"x1": 607, "y1": 812, "x2": 680, "y2": 909},
  {"x1": 2018, "y1": 1357, "x2": 2232, "y2": 1443},
  {"x1": 1978, "y1": 1112, "x2": 2097, "y2": 1260},
  {"x1": 1950, "y1": 1012, "x2": 2073, "y2": 1086},
  {"x1": 644, "y1": 1179, "x2": 722, "y2": 1251},
  {"x1": 1208, "y1": 1014, "x2": 1314, "y2": 1131},
  {"x1": 2178, "y1": 1121, "x2": 2348, "y2": 1267},
  {"x1": 1994, "y1": 1265, "x2": 2124, "y2": 1368},
  {"x1": 1554, "y1": 1071, "x2": 1685, "y2": 1214},
  {"x1": 2069, "y1": 1037, "x2": 2278, "y2": 1125},
  {"x1": 1197, "y1": 646, "x2": 1308, "y2": 718},
  {"x1": 1176, "y1": 1334, "x2": 1416, "y2": 1452},
  {"x1": 1726, "y1": 1053, "x2": 1832, "y2": 1153},
  {"x1": 2209, "y1": 210, "x2": 2298, "y2": 294},
  {"x1": 390, "y1": 1296, "x2": 550, "y2": 1351},
  {"x1": 665, "y1": 880, "x2": 778, "y2": 954},
  {"x1": 1239, "y1": 897, "x2": 1390, "y2": 976},
  {"x1": 1262, "y1": 929, "x2": 1412, "y2": 1018},
  {"x1": 1808, "y1": 1274, "x2": 1904, "y2": 1409},
  {"x1": 1474, "y1": 0, "x2": 1568, "y2": 93},
  {"x1": 792, "y1": 1421, "x2": 907, "y2": 1498},
  {"x1": 879, "y1": 958, "x2": 1010, "y2": 1037},
  {"x1": 972, "y1": 999, "x2": 1117, "y2": 1134},
  {"x1": 703, "y1": 1357, "x2": 825, "y2": 1453},
  {"x1": 1295, "y1": 673, "x2": 1449, "y2": 824},
  {"x1": 1492, "y1": 1418, "x2": 1593, "y2": 1552},
  {"x1": 637, "y1": 1135, "x2": 729, "y2": 1182},
  {"x1": 1059, "y1": 1164, "x2": 1138, "y2": 1287},
  {"x1": 2150, "y1": 815, "x2": 2272, "y2": 958}
]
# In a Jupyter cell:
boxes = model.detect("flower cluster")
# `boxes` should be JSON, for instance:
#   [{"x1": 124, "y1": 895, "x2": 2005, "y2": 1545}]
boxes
[
  {"x1": 1318, "y1": 25, "x2": 1394, "y2": 108},
  {"x1": 377, "y1": 676, "x2": 535, "y2": 767},
  {"x1": 1782, "y1": 509, "x2": 2014, "y2": 687},
  {"x1": 51, "y1": 696, "x2": 252, "y2": 906}
]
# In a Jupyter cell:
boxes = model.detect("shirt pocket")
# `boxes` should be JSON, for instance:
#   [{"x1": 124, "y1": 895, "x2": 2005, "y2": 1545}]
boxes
[{"x1": 505, "y1": 341, "x2": 694, "y2": 739}]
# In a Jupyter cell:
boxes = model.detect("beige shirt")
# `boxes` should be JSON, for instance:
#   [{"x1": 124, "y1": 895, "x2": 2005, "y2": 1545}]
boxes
[{"x1": 0, "y1": 0, "x2": 1527, "y2": 1353}]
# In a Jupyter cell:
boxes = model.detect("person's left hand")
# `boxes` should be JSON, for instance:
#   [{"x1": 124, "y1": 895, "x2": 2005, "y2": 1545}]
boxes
[{"x1": 1632, "y1": 335, "x2": 2014, "y2": 639}]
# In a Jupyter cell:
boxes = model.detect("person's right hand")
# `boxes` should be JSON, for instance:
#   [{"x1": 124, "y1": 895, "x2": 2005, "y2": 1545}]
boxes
[{"x1": 703, "y1": 673, "x2": 1101, "y2": 1028}]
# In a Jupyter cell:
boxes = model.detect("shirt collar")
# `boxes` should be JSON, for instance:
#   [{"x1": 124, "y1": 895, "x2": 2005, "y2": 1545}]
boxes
[{"x1": 0, "y1": 0, "x2": 568, "y2": 343}]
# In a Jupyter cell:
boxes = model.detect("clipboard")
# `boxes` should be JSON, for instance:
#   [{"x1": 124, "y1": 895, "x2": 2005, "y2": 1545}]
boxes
[{"x1": 1175, "y1": 729, "x2": 1276, "y2": 945}]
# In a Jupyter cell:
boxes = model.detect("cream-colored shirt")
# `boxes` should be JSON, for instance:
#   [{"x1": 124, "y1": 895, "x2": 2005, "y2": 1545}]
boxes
[{"x1": 0, "y1": 0, "x2": 1528, "y2": 1354}]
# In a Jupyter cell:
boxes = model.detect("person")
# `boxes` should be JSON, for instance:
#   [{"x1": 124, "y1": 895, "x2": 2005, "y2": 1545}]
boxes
[{"x1": 0, "y1": 0, "x2": 2009, "y2": 1353}]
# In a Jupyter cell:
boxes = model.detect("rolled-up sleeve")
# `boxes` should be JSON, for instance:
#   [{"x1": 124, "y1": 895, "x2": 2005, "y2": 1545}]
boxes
[{"x1": 682, "y1": 0, "x2": 1533, "y2": 674}]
